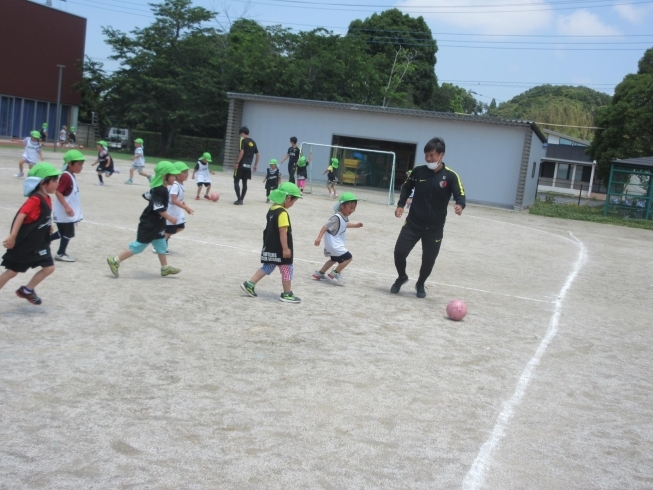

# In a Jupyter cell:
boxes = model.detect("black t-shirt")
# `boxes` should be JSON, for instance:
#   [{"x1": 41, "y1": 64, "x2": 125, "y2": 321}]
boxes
[
  {"x1": 265, "y1": 168, "x2": 281, "y2": 187},
  {"x1": 137, "y1": 186, "x2": 169, "y2": 243},
  {"x1": 287, "y1": 146, "x2": 300, "y2": 167},
  {"x1": 261, "y1": 206, "x2": 293, "y2": 265},
  {"x1": 239, "y1": 137, "x2": 259, "y2": 167},
  {"x1": 3, "y1": 194, "x2": 52, "y2": 263}
]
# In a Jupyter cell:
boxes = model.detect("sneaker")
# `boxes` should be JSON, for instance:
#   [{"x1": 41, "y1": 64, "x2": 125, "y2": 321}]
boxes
[
  {"x1": 237, "y1": 200, "x2": 244, "y2": 205},
  {"x1": 15, "y1": 172, "x2": 24, "y2": 178},
  {"x1": 312, "y1": 270, "x2": 328, "y2": 281},
  {"x1": 234, "y1": 199, "x2": 242, "y2": 205},
  {"x1": 96, "y1": 182, "x2": 105, "y2": 186},
  {"x1": 205, "y1": 194, "x2": 211, "y2": 201},
  {"x1": 124, "y1": 179, "x2": 133, "y2": 184},
  {"x1": 161, "y1": 265, "x2": 181, "y2": 276},
  {"x1": 107, "y1": 257, "x2": 120, "y2": 277},
  {"x1": 390, "y1": 275, "x2": 409, "y2": 294},
  {"x1": 195, "y1": 196, "x2": 200, "y2": 200},
  {"x1": 55, "y1": 254, "x2": 75, "y2": 262},
  {"x1": 279, "y1": 291, "x2": 301, "y2": 303},
  {"x1": 15, "y1": 286, "x2": 42, "y2": 305},
  {"x1": 415, "y1": 283, "x2": 427, "y2": 299},
  {"x1": 152, "y1": 248, "x2": 169, "y2": 255},
  {"x1": 327, "y1": 271, "x2": 345, "y2": 286},
  {"x1": 241, "y1": 281, "x2": 257, "y2": 297}
]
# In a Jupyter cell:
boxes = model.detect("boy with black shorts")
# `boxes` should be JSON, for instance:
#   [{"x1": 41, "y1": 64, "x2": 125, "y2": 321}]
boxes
[
  {"x1": 1, "y1": 163, "x2": 61, "y2": 305},
  {"x1": 234, "y1": 126, "x2": 259, "y2": 205},
  {"x1": 107, "y1": 161, "x2": 182, "y2": 278},
  {"x1": 263, "y1": 159, "x2": 282, "y2": 203},
  {"x1": 241, "y1": 182, "x2": 302, "y2": 303},
  {"x1": 154, "y1": 161, "x2": 194, "y2": 254},
  {"x1": 193, "y1": 152, "x2": 215, "y2": 200},
  {"x1": 53, "y1": 150, "x2": 85, "y2": 262},
  {"x1": 312, "y1": 192, "x2": 363, "y2": 286},
  {"x1": 91, "y1": 141, "x2": 114, "y2": 185},
  {"x1": 324, "y1": 158, "x2": 339, "y2": 198},
  {"x1": 296, "y1": 153, "x2": 311, "y2": 194}
]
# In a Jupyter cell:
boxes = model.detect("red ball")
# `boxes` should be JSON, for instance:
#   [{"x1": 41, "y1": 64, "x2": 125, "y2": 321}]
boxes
[
  {"x1": 446, "y1": 299, "x2": 467, "y2": 321},
  {"x1": 210, "y1": 192, "x2": 220, "y2": 202}
]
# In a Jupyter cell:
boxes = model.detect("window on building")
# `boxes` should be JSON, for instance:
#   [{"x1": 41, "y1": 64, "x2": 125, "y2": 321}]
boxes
[
  {"x1": 557, "y1": 163, "x2": 571, "y2": 181},
  {"x1": 540, "y1": 161, "x2": 555, "y2": 178},
  {"x1": 559, "y1": 138, "x2": 573, "y2": 146}
]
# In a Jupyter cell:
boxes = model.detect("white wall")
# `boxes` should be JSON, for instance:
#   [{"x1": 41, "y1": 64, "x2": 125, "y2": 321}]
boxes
[
  {"x1": 241, "y1": 101, "x2": 534, "y2": 208},
  {"x1": 522, "y1": 131, "x2": 545, "y2": 208}
]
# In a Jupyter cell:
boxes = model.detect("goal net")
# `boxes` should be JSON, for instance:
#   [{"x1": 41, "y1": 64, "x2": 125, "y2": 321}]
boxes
[{"x1": 298, "y1": 142, "x2": 398, "y2": 205}]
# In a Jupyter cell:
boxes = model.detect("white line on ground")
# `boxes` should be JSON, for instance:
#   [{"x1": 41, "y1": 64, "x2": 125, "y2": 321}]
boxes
[{"x1": 462, "y1": 232, "x2": 587, "y2": 490}]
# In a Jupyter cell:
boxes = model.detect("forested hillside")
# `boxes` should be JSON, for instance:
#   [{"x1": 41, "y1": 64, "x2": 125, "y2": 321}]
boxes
[{"x1": 487, "y1": 85, "x2": 612, "y2": 140}]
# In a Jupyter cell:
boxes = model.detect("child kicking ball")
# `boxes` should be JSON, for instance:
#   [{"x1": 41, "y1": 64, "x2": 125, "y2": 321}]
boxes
[
  {"x1": 241, "y1": 182, "x2": 303, "y2": 303},
  {"x1": 312, "y1": 192, "x2": 363, "y2": 286}
]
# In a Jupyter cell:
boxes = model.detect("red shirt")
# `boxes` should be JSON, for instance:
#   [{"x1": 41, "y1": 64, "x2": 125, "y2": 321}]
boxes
[
  {"x1": 19, "y1": 195, "x2": 52, "y2": 224},
  {"x1": 57, "y1": 172, "x2": 74, "y2": 196}
]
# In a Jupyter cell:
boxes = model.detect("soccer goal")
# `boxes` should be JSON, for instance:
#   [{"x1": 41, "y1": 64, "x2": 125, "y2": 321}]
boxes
[{"x1": 299, "y1": 142, "x2": 398, "y2": 205}]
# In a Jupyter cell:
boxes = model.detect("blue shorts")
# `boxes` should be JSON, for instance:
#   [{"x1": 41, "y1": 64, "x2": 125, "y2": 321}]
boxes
[{"x1": 129, "y1": 238, "x2": 167, "y2": 254}]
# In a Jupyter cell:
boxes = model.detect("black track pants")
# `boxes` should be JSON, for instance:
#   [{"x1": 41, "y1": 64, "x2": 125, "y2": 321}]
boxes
[
  {"x1": 393, "y1": 221, "x2": 443, "y2": 285},
  {"x1": 234, "y1": 177, "x2": 248, "y2": 200}
]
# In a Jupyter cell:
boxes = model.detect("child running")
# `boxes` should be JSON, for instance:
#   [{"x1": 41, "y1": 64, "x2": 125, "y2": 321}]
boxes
[
  {"x1": 241, "y1": 182, "x2": 302, "y2": 303},
  {"x1": 53, "y1": 150, "x2": 85, "y2": 263},
  {"x1": 15, "y1": 131, "x2": 44, "y2": 178},
  {"x1": 153, "y1": 161, "x2": 194, "y2": 254},
  {"x1": 324, "y1": 157, "x2": 339, "y2": 198},
  {"x1": 1, "y1": 163, "x2": 61, "y2": 305},
  {"x1": 66, "y1": 126, "x2": 77, "y2": 148},
  {"x1": 263, "y1": 159, "x2": 282, "y2": 203},
  {"x1": 91, "y1": 141, "x2": 114, "y2": 185},
  {"x1": 296, "y1": 153, "x2": 311, "y2": 195},
  {"x1": 107, "y1": 161, "x2": 181, "y2": 278},
  {"x1": 312, "y1": 192, "x2": 363, "y2": 286},
  {"x1": 125, "y1": 138, "x2": 151, "y2": 184},
  {"x1": 193, "y1": 152, "x2": 215, "y2": 200},
  {"x1": 59, "y1": 126, "x2": 67, "y2": 147}
]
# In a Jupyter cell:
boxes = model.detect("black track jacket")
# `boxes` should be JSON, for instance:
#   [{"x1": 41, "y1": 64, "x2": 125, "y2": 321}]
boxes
[{"x1": 397, "y1": 164, "x2": 466, "y2": 229}]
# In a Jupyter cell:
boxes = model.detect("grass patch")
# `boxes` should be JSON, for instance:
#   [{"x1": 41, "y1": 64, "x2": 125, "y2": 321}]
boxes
[
  {"x1": 530, "y1": 200, "x2": 653, "y2": 231},
  {"x1": 0, "y1": 142, "x2": 223, "y2": 172}
]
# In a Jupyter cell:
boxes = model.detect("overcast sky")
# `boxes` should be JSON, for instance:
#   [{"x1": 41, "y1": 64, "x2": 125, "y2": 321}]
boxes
[{"x1": 45, "y1": 0, "x2": 653, "y2": 104}]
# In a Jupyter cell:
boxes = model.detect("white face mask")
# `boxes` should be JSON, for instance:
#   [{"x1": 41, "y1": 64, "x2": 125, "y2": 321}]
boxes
[{"x1": 426, "y1": 162, "x2": 438, "y2": 170}]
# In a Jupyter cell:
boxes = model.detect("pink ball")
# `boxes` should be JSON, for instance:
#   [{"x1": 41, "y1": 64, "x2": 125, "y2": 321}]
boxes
[
  {"x1": 446, "y1": 299, "x2": 467, "y2": 321},
  {"x1": 210, "y1": 192, "x2": 220, "y2": 202}
]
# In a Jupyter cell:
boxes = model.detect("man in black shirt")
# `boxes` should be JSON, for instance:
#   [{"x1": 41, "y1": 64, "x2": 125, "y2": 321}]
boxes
[
  {"x1": 234, "y1": 126, "x2": 260, "y2": 205},
  {"x1": 280, "y1": 136, "x2": 300, "y2": 184},
  {"x1": 391, "y1": 137, "x2": 466, "y2": 299}
]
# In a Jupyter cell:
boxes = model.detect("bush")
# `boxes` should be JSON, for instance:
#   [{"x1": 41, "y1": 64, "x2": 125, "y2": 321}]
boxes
[{"x1": 124, "y1": 131, "x2": 222, "y2": 161}]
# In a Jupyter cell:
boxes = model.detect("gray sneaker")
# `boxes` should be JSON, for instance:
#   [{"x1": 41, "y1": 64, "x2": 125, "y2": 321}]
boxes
[
  {"x1": 55, "y1": 254, "x2": 75, "y2": 262},
  {"x1": 312, "y1": 270, "x2": 328, "y2": 281},
  {"x1": 279, "y1": 291, "x2": 301, "y2": 303},
  {"x1": 327, "y1": 271, "x2": 345, "y2": 286}
]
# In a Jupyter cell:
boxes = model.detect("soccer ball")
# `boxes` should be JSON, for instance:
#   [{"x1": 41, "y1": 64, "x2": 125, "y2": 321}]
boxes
[
  {"x1": 210, "y1": 192, "x2": 220, "y2": 202},
  {"x1": 446, "y1": 299, "x2": 467, "y2": 321}
]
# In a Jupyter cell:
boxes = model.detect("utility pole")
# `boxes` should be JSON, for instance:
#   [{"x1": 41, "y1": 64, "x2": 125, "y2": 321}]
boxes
[{"x1": 53, "y1": 65, "x2": 65, "y2": 153}]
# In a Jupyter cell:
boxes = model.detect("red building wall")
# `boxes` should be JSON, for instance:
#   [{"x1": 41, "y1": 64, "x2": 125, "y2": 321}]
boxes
[{"x1": 0, "y1": 0, "x2": 86, "y2": 105}]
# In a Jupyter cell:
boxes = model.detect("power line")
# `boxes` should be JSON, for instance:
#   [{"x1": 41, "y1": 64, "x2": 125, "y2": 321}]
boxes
[{"x1": 227, "y1": 0, "x2": 653, "y2": 14}]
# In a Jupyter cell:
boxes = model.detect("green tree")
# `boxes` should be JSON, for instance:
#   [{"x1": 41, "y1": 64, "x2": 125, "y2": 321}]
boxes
[
  {"x1": 76, "y1": 56, "x2": 111, "y2": 132},
  {"x1": 488, "y1": 85, "x2": 611, "y2": 140},
  {"x1": 589, "y1": 48, "x2": 653, "y2": 179},
  {"x1": 103, "y1": 0, "x2": 224, "y2": 150},
  {"x1": 489, "y1": 98, "x2": 497, "y2": 111},
  {"x1": 348, "y1": 9, "x2": 438, "y2": 108},
  {"x1": 429, "y1": 83, "x2": 486, "y2": 114}
]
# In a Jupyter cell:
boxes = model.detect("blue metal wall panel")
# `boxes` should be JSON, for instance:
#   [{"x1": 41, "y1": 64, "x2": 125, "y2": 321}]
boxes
[
  {"x1": 22, "y1": 99, "x2": 35, "y2": 136},
  {"x1": 36, "y1": 101, "x2": 48, "y2": 136},
  {"x1": 0, "y1": 96, "x2": 9, "y2": 136}
]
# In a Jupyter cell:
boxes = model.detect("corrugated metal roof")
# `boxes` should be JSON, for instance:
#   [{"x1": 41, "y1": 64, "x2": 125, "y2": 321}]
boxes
[
  {"x1": 226, "y1": 92, "x2": 547, "y2": 143},
  {"x1": 611, "y1": 156, "x2": 653, "y2": 168},
  {"x1": 543, "y1": 129, "x2": 591, "y2": 146}
]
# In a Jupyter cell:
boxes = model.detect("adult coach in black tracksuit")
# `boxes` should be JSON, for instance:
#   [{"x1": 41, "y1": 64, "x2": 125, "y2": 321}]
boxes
[
  {"x1": 391, "y1": 137, "x2": 465, "y2": 299},
  {"x1": 280, "y1": 136, "x2": 300, "y2": 184},
  {"x1": 234, "y1": 126, "x2": 260, "y2": 205}
]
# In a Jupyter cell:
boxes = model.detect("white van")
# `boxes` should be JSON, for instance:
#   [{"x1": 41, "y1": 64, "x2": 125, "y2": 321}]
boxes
[{"x1": 106, "y1": 128, "x2": 130, "y2": 149}]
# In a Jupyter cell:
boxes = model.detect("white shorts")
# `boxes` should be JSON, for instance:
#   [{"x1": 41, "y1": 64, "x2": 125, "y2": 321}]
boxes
[
  {"x1": 22, "y1": 155, "x2": 36, "y2": 165},
  {"x1": 131, "y1": 164, "x2": 146, "y2": 171}
]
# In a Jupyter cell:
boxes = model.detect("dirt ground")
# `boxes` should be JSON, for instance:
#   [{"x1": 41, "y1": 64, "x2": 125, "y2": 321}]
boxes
[{"x1": 0, "y1": 147, "x2": 652, "y2": 489}]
